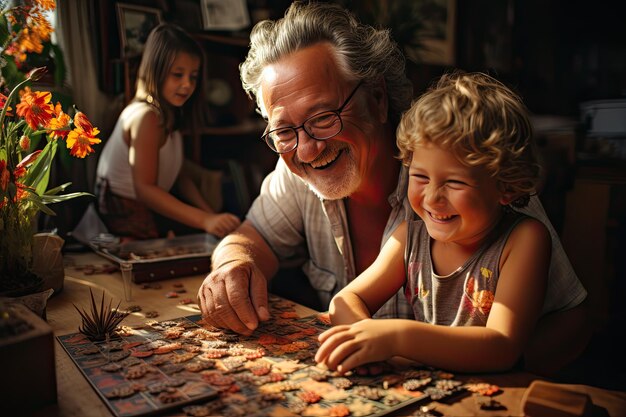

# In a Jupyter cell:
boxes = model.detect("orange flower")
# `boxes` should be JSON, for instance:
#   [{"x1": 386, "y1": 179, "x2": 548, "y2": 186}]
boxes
[
  {"x1": 48, "y1": 102, "x2": 71, "y2": 139},
  {"x1": 4, "y1": 2, "x2": 55, "y2": 62},
  {"x1": 14, "y1": 181, "x2": 30, "y2": 202},
  {"x1": 16, "y1": 89, "x2": 54, "y2": 129},
  {"x1": 17, "y1": 150, "x2": 42, "y2": 170},
  {"x1": 19, "y1": 135, "x2": 30, "y2": 150},
  {"x1": 66, "y1": 124, "x2": 101, "y2": 158},
  {"x1": 73, "y1": 111, "x2": 95, "y2": 134},
  {"x1": 0, "y1": 161, "x2": 8, "y2": 192},
  {"x1": 35, "y1": 0, "x2": 57, "y2": 11},
  {"x1": 0, "y1": 93, "x2": 12, "y2": 115}
]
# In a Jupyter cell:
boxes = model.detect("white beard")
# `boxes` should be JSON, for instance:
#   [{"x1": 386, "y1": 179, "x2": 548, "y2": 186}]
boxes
[{"x1": 304, "y1": 156, "x2": 361, "y2": 200}]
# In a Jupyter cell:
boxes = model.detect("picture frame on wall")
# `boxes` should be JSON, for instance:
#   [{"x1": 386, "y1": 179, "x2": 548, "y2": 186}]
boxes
[
  {"x1": 200, "y1": 0, "x2": 250, "y2": 31},
  {"x1": 116, "y1": 3, "x2": 164, "y2": 58},
  {"x1": 417, "y1": 0, "x2": 456, "y2": 66}
]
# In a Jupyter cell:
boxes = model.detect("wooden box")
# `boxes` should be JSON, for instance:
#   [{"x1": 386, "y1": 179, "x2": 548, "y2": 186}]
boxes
[
  {"x1": 94, "y1": 233, "x2": 218, "y2": 283},
  {"x1": 0, "y1": 303, "x2": 57, "y2": 414}
]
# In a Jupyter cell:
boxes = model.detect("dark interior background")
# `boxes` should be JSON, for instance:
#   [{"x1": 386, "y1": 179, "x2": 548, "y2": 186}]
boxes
[{"x1": 55, "y1": 0, "x2": 625, "y2": 390}]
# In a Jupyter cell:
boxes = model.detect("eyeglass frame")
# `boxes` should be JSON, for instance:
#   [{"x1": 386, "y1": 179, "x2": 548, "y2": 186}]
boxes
[{"x1": 260, "y1": 80, "x2": 364, "y2": 154}]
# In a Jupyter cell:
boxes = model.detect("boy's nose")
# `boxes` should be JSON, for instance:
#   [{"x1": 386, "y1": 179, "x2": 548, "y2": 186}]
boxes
[{"x1": 424, "y1": 183, "x2": 444, "y2": 205}]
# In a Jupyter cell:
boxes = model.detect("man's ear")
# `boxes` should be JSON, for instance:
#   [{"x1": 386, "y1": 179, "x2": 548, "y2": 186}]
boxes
[{"x1": 370, "y1": 77, "x2": 388, "y2": 123}]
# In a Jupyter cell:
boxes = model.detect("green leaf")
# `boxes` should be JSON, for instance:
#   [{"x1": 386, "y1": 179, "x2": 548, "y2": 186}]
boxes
[
  {"x1": 24, "y1": 193, "x2": 56, "y2": 216},
  {"x1": 0, "y1": 54, "x2": 26, "y2": 91},
  {"x1": 40, "y1": 192, "x2": 92, "y2": 204},
  {"x1": 21, "y1": 139, "x2": 56, "y2": 194},
  {"x1": 0, "y1": 13, "x2": 9, "y2": 48},
  {"x1": 42, "y1": 182, "x2": 71, "y2": 196}
]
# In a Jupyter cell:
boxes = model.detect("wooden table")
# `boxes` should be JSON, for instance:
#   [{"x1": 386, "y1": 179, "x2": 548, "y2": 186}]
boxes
[{"x1": 31, "y1": 252, "x2": 626, "y2": 417}]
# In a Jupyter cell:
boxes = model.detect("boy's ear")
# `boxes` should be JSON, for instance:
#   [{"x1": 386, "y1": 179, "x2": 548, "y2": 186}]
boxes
[
  {"x1": 498, "y1": 187, "x2": 518, "y2": 206},
  {"x1": 370, "y1": 77, "x2": 388, "y2": 123},
  {"x1": 500, "y1": 191, "x2": 531, "y2": 208}
]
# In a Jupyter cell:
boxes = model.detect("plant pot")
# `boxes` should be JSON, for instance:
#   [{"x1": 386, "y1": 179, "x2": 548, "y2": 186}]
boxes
[
  {"x1": 0, "y1": 205, "x2": 40, "y2": 295},
  {"x1": 0, "y1": 222, "x2": 64, "y2": 298},
  {"x1": 0, "y1": 274, "x2": 43, "y2": 298},
  {"x1": 31, "y1": 232, "x2": 65, "y2": 295}
]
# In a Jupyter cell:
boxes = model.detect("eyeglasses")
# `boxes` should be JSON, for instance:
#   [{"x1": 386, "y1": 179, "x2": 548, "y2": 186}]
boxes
[{"x1": 261, "y1": 80, "x2": 363, "y2": 154}]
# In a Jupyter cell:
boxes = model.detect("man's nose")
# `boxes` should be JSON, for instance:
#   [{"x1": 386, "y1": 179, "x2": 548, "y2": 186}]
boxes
[{"x1": 295, "y1": 129, "x2": 324, "y2": 163}]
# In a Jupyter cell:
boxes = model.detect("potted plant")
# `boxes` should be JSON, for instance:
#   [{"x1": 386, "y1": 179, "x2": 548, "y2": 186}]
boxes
[{"x1": 1, "y1": 0, "x2": 101, "y2": 295}]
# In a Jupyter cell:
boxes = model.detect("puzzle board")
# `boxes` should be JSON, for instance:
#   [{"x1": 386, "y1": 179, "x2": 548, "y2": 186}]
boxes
[{"x1": 58, "y1": 296, "x2": 475, "y2": 417}]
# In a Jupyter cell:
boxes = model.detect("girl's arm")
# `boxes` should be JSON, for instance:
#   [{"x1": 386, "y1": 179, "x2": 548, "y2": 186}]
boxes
[
  {"x1": 329, "y1": 221, "x2": 408, "y2": 325},
  {"x1": 318, "y1": 218, "x2": 551, "y2": 373},
  {"x1": 127, "y1": 110, "x2": 240, "y2": 237},
  {"x1": 176, "y1": 163, "x2": 214, "y2": 213}
]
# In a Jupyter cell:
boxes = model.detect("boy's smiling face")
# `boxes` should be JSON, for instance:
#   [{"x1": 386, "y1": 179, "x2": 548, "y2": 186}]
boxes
[{"x1": 408, "y1": 142, "x2": 508, "y2": 249}]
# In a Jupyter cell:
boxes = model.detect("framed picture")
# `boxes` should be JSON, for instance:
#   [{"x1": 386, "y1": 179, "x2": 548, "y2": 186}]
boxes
[
  {"x1": 200, "y1": 0, "x2": 250, "y2": 31},
  {"x1": 417, "y1": 0, "x2": 456, "y2": 66},
  {"x1": 116, "y1": 3, "x2": 164, "y2": 58}
]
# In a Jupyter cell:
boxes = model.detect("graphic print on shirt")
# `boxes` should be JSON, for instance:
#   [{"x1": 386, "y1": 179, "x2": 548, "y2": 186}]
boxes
[
  {"x1": 404, "y1": 261, "x2": 427, "y2": 303},
  {"x1": 463, "y1": 267, "x2": 495, "y2": 318}
]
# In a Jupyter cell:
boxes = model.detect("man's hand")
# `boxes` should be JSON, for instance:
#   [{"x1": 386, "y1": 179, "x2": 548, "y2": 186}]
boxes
[
  {"x1": 315, "y1": 319, "x2": 398, "y2": 374},
  {"x1": 197, "y1": 259, "x2": 270, "y2": 335}
]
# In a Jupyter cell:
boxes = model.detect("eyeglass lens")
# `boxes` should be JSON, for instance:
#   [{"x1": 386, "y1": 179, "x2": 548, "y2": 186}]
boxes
[
  {"x1": 267, "y1": 112, "x2": 342, "y2": 153},
  {"x1": 263, "y1": 80, "x2": 363, "y2": 154}
]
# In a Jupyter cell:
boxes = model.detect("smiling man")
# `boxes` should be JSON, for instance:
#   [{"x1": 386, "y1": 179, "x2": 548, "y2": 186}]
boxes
[{"x1": 197, "y1": 1, "x2": 590, "y2": 376}]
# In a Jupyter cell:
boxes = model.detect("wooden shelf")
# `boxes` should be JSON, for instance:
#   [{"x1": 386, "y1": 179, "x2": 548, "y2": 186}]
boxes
[
  {"x1": 196, "y1": 119, "x2": 265, "y2": 137},
  {"x1": 193, "y1": 32, "x2": 250, "y2": 48}
]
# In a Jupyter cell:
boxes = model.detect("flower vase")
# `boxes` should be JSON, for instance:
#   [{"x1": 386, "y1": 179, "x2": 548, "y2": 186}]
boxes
[
  {"x1": 31, "y1": 232, "x2": 65, "y2": 295},
  {"x1": 0, "y1": 203, "x2": 43, "y2": 296}
]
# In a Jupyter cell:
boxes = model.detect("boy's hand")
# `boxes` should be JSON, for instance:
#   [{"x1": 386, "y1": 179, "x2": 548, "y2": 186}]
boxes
[{"x1": 315, "y1": 319, "x2": 398, "y2": 374}]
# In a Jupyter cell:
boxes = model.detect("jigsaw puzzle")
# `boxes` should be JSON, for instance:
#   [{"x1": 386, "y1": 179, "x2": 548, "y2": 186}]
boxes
[{"x1": 58, "y1": 296, "x2": 498, "y2": 417}]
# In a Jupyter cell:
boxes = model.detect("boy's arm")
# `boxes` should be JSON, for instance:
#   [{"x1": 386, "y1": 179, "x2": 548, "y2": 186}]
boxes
[
  {"x1": 330, "y1": 222, "x2": 408, "y2": 324},
  {"x1": 320, "y1": 218, "x2": 551, "y2": 373},
  {"x1": 393, "y1": 218, "x2": 551, "y2": 372}
]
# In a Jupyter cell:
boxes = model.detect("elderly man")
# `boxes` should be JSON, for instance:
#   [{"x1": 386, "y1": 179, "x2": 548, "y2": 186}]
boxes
[{"x1": 198, "y1": 1, "x2": 589, "y2": 375}]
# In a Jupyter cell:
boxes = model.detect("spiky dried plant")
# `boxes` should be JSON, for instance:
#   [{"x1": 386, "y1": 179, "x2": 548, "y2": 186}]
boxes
[{"x1": 73, "y1": 289, "x2": 129, "y2": 341}]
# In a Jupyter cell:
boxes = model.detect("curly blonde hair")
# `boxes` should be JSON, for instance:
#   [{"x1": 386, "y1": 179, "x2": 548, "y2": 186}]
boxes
[{"x1": 397, "y1": 72, "x2": 540, "y2": 207}]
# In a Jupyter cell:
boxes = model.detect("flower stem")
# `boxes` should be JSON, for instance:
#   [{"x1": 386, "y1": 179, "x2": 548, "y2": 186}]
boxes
[{"x1": 0, "y1": 76, "x2": 33, "y2": 144}]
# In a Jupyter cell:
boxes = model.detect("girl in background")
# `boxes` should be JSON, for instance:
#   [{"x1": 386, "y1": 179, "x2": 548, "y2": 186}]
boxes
[{"x1": 96, "y1": 24, "x2": 240, "y2": 239}]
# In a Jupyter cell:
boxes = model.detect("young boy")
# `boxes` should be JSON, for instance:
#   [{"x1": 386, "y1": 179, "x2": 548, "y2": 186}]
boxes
[{"x1": 315, "y1": 72, "x2": 584, "y2": 373}]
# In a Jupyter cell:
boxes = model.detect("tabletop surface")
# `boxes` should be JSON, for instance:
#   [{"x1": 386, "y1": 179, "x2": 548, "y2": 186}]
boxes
[{"x1": 26, "y1": 252, "x2": 626, "y2": 417}]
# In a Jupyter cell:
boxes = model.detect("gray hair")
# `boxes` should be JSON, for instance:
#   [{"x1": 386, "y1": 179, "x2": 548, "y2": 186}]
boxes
[{"x1": 239, "y1": 1, "x2": 413, "y2": 125}]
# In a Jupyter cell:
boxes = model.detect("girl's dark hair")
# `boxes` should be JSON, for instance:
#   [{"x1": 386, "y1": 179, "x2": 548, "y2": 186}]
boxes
[{"x1": 135, "y1": 23, "x2": 205, "y2": 133}]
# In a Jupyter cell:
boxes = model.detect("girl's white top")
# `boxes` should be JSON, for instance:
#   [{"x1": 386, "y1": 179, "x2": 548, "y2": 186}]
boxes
[{"x1": 96, "y1": 101, "x2": 183, "y2": 199}]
